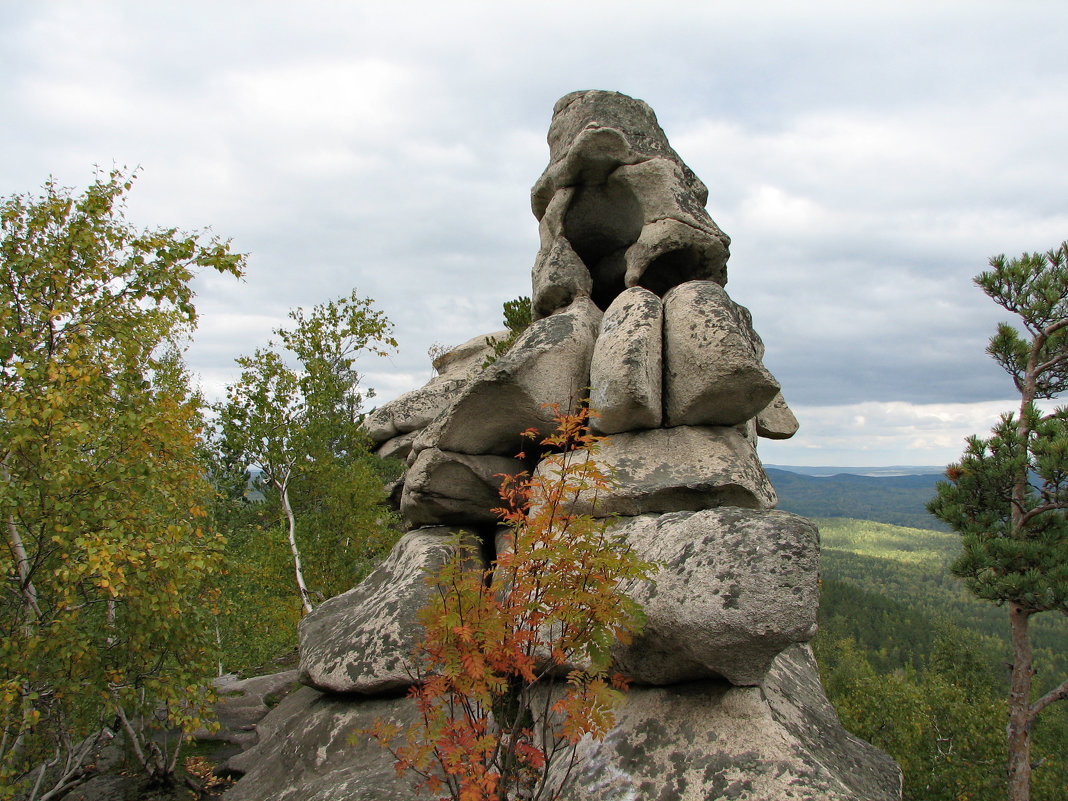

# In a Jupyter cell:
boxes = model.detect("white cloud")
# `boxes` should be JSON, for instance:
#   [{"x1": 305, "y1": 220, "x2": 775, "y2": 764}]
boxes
[
  {"x1": 224, "y1": 58, "x2": 419, "y2": 140},
  {"x1": 738, "y1": 185, "x2": 834, "y2": 237},
  {"x1": 759, "y1": 399, "x2": 1021, "y2": 466},
  {"x1": 5, "y1": 1, "x2": 1068, "y2": 466}
]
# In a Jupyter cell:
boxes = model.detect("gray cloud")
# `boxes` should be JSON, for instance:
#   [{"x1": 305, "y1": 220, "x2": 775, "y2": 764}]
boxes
[{"x1": 3, "y1": 1, "x2": 1067, "y2": 465}]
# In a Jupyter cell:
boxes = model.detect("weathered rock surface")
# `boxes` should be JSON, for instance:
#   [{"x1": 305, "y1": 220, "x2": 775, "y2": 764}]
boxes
[
  {"x1": 589, "y1": 287, "x2": 662, "y2": 434},
  {"x1": 611, "y1": 509, "x2": 818, "y2": 686},
  {"x1": 197, "y1": 670, "x2": 301, "y2": 749},
  {"x1": 552, "y1": 645, "x2": 902, "y2": 801},
  {"x1": 621, "y1": 215, "x2": 727, "y2": 297},
  {"x1": 362, "y1": 332, "x2": 501, "y2": 447},
  {"x1": 756, "y1": 391, "x2": 800, "y2": 440},
  {"x1": 298, "y1": 528, "x2": 482, "y2": 695},
  {"x1": 400, "y1": 448, "x2": 523, "y2": 527},
  {"x1": 374, "y1": 429, "x2": 418, "y2": 461},
  {"x1": 539, "y1": 425, "x2": 776, "y2": 517},
  {"x1": 663, "y1": 280, "x2": 780, "y2": 427},
  {"x1": 530, "y1": 90, "x2": 730, "y2": 316},
  {"x1": 361, "y1": 376, "x2": 470, "y2": 447},
  {"x1": 224, "y1": 687, "x2": 435, "y2": 801},
  {"x1": 431, "y1": 329, "x2": 504, "y2": 378},
  {"x1": 532, "y1": 189, "x2": 594, "y2": 320},
  {"x1": 428, "y1": 295, "x2": 602, "y2": 456},
  {"x1": 225, "y1": 647, "x2": 899, "y2": 801}
]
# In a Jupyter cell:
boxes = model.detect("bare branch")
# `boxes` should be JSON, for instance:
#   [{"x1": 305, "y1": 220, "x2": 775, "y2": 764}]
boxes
[{"x1": 1030, "y1": 677, "x2": 1068, "y2": 721}]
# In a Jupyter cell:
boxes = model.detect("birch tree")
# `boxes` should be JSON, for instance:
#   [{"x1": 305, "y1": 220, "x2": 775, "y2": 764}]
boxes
[
  {"x1": 214, "y1": 290, "x2": 396, "y2": 615},
  {"x1": 0, "y1": 170, "x2": 244, "y2": 798}
]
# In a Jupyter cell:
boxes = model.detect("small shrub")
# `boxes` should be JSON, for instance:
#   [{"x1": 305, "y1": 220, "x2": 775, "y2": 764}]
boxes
[{"x1": 363, "y1": 406, "x2": 655, "y2": 801}]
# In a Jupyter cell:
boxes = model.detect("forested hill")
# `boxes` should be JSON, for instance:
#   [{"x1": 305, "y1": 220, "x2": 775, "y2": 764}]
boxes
[{"x1": 766, "y1": 468, "x2": 949, "y2": 531}]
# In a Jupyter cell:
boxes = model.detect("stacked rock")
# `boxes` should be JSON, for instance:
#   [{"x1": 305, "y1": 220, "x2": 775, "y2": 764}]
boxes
[{"x1": 223, "y1": 91, "x2": 902, "y2": 801}]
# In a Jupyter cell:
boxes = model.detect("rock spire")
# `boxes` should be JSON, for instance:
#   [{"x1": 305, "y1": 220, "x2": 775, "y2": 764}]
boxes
[{"x1": 223, "y1": 91, "x2": 901, "y2": 801}]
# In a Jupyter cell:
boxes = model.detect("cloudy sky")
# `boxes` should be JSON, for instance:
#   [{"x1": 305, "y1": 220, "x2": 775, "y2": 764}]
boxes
[{"x1": 4, "y1": 1, "x2": 1067, "y2": 467}]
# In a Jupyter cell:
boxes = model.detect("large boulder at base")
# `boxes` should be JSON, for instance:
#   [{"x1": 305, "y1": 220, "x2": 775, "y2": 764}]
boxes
[
  {"x1": 551, "y1": 644, "x2": 902, "y2": 801},
  {"x1": 224, "y1": 686, "x2": 436, "y2": 801},
  {"x1": 224, "y1": 646, "x2": 901, "y2": 801},
  {"x1": 427, "y1": 296, "x2": 602, "y2": 456},
  {"x1": 610, "y1": 509, "x2": 818, "y2": 686},
  {"x1": 663, "y1": 280, "x2": 780, "y2": 428},
  {"x1": 400, "y1": 448, "x2": 523, "y2": 527},
  {"x1": 298, "y1": 528, "x2": 482, "y2": 695},
  {"x1": 589, "y1": 286, "x2": 662, "y2": 434},
  {"x1": 760, "y1": 645, "x2": 904, "y2": 800},
  {"x1": 537, "y1": 425, "x2": 776, "y2": 517},
  {"x1": 756, "y1": 391, "x2": 800, "y2": 440}
]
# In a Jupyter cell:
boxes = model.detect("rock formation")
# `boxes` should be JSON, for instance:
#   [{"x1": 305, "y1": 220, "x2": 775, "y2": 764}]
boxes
[{"x1": 224, "y1": 91, "x2": 900, "y2": 801}]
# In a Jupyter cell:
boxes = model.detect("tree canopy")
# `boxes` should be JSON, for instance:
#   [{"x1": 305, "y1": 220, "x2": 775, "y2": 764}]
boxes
[
  {"x1": 928, "y1": 241, "x2": 1068, "y2": 801},
  {"x1": 213, "y1": 289, "x2": 399, "y2": 614},
  {"x1": 0, "y1": 170, "x2": 245, "y2": 798}
]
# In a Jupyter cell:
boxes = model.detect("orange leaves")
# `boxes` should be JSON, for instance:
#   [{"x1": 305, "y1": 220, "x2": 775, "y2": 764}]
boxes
[
  {"x1": 461, "y1": 651, "x2": 485, "y2": 681},
  {"x1": 364, "y1": 405, "x2": 657, "y2": 801}
]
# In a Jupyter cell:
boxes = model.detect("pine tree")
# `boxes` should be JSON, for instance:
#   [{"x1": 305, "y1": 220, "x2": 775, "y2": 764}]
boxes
[{"x1": 928, "y1": 241, "x2": 1068, "y2": 801}]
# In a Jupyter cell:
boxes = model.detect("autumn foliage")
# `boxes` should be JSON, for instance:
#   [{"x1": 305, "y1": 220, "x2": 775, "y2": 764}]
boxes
[
  {"x1": 0, "y1": 171, "x2": 244, "y2": 799},
  {"x1": 365, "y1": 406, "x2": 656, "y2": 801}
]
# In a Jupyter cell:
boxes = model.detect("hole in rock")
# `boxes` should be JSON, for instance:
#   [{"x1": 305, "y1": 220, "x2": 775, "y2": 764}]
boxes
[
  {"x1": 563, "y1": 180, "x2": 643, "y2": 310},
  {"x1": 637, "y1": 247, "x2": 708, "y2": 297}
]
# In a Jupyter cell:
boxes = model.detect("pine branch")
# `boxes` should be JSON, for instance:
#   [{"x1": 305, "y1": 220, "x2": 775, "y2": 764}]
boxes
[{"x1": 1029, "y1": 676, "x2": 1068, "y2": 722}]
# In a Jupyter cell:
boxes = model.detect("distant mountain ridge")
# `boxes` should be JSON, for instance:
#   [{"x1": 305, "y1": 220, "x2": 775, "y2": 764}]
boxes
[
  {"x1": 765, "y1": 464, "x2": 946, "y2": 478},
  {"x1": 766, "y1": 467, "x2": 949, "y2": 531}
]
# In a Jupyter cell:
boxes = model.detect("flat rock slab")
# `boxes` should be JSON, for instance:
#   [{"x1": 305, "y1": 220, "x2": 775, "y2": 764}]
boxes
[
  {"x1": 193, "y1": 669, "x2": 301, "y2": 747},
  {"x1": 430, "y1": 296, "x2": 602, "y2": 456},
  {"x1": 540, "y1": 425, "x2": 776, "y2": 517},
  {"x1": 362, "y1": 332, "x2": 502, "y2": 447},
  {"x1": 375, "y1": 430, "x2": 418, "y2": 461},
  {"x1": 361, "y1": 375, "x2": 470, "y2": 446},
  {"x1": 431, "y1": 329, "x2": 505, "y2": 378},
  {"x1": 554, "y1": 645, "x2": 902, "y2": 801},
  {"x1": 400, "y1": 448, "x2": 523, "y2": 527},
  {"x1": 611, "y1": 508, "x2": 819, "y2": 686},
  {"x1": 298, "y1": 528, "x2": 482, "y2": 695}
]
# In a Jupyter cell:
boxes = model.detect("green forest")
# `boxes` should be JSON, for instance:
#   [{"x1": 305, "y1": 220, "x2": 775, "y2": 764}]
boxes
[
  {"x1": 772, "y1": 443, "x2": 1068, "y2": 799},
  {"x1": 813, "y1": 516, "x2": 1068, "y2": 800},
  {"x1": 767, "y1": 467, "x2": 949, "y2": 531}
]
